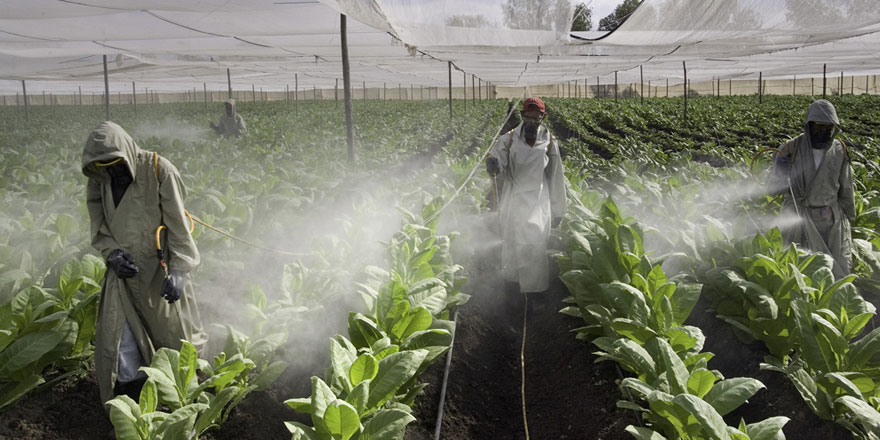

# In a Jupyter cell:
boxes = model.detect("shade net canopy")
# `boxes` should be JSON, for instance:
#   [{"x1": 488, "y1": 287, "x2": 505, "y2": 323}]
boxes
[{"x1": 1, "y1": 0, "x2": 879, "y2": 93}]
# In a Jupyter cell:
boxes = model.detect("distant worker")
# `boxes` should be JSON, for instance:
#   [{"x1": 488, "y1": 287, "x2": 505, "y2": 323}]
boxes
[
  {"x1": 486, "y1": 97, "x2": 566, "y2": 293},
  {"x1": 82, "y1": 121, "x2": 207, "y2": 405},
  {"x1": 210, "y1": 99, "x2": 247, "y2": 137},
  {"x1": 766, "y1": 99, "x2": 855, "y2": 278}
]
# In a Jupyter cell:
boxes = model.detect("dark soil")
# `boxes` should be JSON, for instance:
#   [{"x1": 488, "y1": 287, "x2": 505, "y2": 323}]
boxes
[
  {"x1": 405, "y1": 239, "x2": 633, "y2": 440},
  {"x1": 686, "y1": 292, "x2": 853, "y2": 439},
  {"x1": 548, "y1": 117, "x2": 617, "y2": 160}
]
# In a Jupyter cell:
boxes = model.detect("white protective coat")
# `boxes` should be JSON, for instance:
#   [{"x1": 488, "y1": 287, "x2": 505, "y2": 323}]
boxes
[{"x1": 492, "y1": 123, "x2": 566, "y2": 292}]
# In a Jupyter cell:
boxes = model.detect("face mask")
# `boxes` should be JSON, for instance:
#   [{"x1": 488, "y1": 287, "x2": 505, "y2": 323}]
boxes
[
  {"x1": 810, "y1": 129, "x2": 832, "y2": 149},
  {"x1": 225, "y1": 105, "x2": 233, "y2": 116},
  {"x1": 523, "y1": 121, "x2": 539, "y2": 142}
]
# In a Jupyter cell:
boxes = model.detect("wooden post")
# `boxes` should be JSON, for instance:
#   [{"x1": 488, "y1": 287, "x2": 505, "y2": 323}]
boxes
[
  {"x1": 340, "y1": 14, "x2": 354, "y2": 161},
  {"x1": 21, "y1": 80, "x2": 28, "y2": 120},
  {"x1": 383, "y1": 82, "x2": 387, "y2": 100},
  {"x1": 640, "y1": 65, "x2": 644, "y2": 101},
  {"x1": 462, "y1": 70, "x2": 466, "y2": 109},
  {"x1": 132, "y1": 81, "x2": 137, "y2": 111},
  {"x1": 410, "y1": 84, "x2": 413, "y2": 101},
  {"x1": 227, "y1": 68, "x2": 232, "y2": 99},
  {"x1": 840, "y1": 71, "x2": 844, "y2": 96},
  {"x1": 682, "y1": 61, "x2": 688, "y2": 124},
  {"x1": 792, "y1": 75, "x2": 796, "y2": 95},
  {"x1": 398, "y1": 83, "x2": 402, "y2": 100},
  {"x1": 448, "y1": 61, "x2": 452, "y2": 119},
  {"x1": 851, "y1": 75, "x2": 854, "y2": 95},
  {"x1": 478, "y1": 79, "x2": 482, "y2": 100},
  {"x1": 822, "y1": 64, "x2": 826, "y2": 99},
  {"x1": 79, "y1": 86, "x2": 82, "y2": 106},
  {"x1": 421, "y1": 85, "x2": 424, "y2": 100},
  {"x1": 614, "y1": 71, "x2": 618, "y2": 100},
  {"x1": 295, "y1": 73, "x2": 298, "y2": 101},
  {"x1": 363, "y1": 81, "x2": 366, "y2": 100},
  {"x1": 252, "y1": 84, "x2": 256, "y2": 102},
  {"x1": 103, "y1": 54, "x2": 110, "y2": 121},
  {"x1": 313, "y1": 85, "x2": 316, "y2": 100},
  {"x1": 729, "y1": 79, "x2": 731, "y2": 95},
  {"x1": 287, "y1": 84, "x2": 290, "y2": 103},
  {"x1": 471, "y1": 75, "x2": 475, "y2": 103},
  {"x1": 758, "y1": 72, "x2": 762, "y2": 104}
]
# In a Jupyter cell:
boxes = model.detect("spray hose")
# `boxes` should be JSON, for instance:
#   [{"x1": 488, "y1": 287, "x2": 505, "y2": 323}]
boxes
[{"x1": 153, "y1": 211, "x2": 312, "y2": 268}]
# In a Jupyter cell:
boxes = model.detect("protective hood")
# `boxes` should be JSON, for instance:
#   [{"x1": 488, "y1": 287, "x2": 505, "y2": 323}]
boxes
[
  {"x1": 81, "y1": 121, "x2": 140, "y2": 181},
  {"x1": 803, "y1": 99, "x2": 840, "y2": 136}
]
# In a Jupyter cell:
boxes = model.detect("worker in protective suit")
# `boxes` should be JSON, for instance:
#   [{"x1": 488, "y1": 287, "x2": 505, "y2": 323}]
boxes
[
  {"x1": 82, "y1": 121, "x2": 207, "y2": 406},
  {"x1": 486, "y1": 97, "x2": 566, "y2": 293},
  {"x1": 766, "y1": 99, "x2": 855, "y2": 278},
  {"x1": 210, "y1": 99, "x2": 247, "y2": 137}
]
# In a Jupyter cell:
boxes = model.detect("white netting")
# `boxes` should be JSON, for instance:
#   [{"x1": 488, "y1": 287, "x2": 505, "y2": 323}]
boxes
[{"x1": 0, "y1": 0, "x2": 878, "y2": 93}]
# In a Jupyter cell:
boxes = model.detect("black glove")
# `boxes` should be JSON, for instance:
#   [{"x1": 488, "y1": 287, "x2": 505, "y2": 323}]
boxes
[
  {"x1": 551, "y1": 217, "x2": 562, "y2": 228},
  {"x1": 107, "y1": 249, "x2": 138, "y2": 279},
  {"x1": 486, "y1": 156, "x2": 501, "y2": 175},
  {"x1": 160, "y1": 271, "x2": 184, "y2": 304}
]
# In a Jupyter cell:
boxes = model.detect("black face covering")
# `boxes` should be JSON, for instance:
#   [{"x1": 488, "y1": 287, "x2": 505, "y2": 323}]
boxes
[
  {"x1": 225, "y1": 104, "x2": 233, "y2": 117},
  {"x1": 523, "y1": 121, "x2": 539, "y2": 143},
  {"x1": 105, "y1": 162, "x2": 132, "y2": 207},
  {"x1": 810, "y1": 129, "x2": 833, "y2": 150}
]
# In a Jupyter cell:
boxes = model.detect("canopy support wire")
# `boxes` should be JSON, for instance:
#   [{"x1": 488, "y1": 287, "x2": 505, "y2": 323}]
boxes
[{"x1": 423, "y1": 98, "x2": 521, "y2": 226}]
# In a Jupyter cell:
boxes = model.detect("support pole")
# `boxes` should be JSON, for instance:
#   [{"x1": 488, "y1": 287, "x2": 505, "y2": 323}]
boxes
[
  {"x1": 462, "y1": 70, "x2": 466, "y2": 109},
  {"x1": 132, "y1": 81, "x2": 137, "y2": 111},
  {"x1": 640, "y1": 65, "x2": 644, "y2": 101},
  {"x1": 793, "y1": 75, "x2": 796, "y2": 95},
  {"x1": 666, "y1": 78, "x2": 669, "y2": 97},
  {"x1": 448, "y1": 61, "x2": 453, "y2": 120},
  {"x1": 758, "y1": 72, "x2": 762, "y2": 104},
  {"x1": 363, "y1": 81, "x2": 367, "y2": 100},
  {"x1": 103, "y1": 54, "x2": 110, "y2": 121},
  {"x1": 252, "y1": 84, "x2": 256, "y2": 102},
  {"x1": 21, "y1": 80, "x2": 28, "y2": 120},
  {"x1": 227, "y1": 68, "x2": 232, "y2": 99},
  {"x1": 614, "y1": 71, "x2": 618, "y2": 100},
  {"x1": 471, "y1": 75, "x2": 475, "y2": 104},
  {"x1": 399, "y1": 83, "x2": 402, "y2": 100},
  {"x1": 822, "y1": 64, "x2": 826, "y2": 99},
  {"x1": 295, "y1": 74, "x2": 298, "y2": 101},
  {"x1": 682, "y1": 61, "x2": 688, "y2": 124},
  {"x1": 421, "y1": 85, "x2": 424, "y2": 100},
  {"x1": 340, "y1": 14, "x2": 354, "y2": 161},
  {"x1": 79, "y1": 86, "x2": 82, "y2": 106},
  {"x1": 203, "y1": 83, "x2": 207, "y2": 108},
  {"x1": 287, "y1": 84, "x2": 290, "y2": 103},
  {"x1": 840, "y1": 71, "x2": 844, "y2": 96},
  {"x1": 478, "y1": 79, "x2": 482, "y2": 100},
  {"x1": 410, "y1": 84, "x2": 413, "y2": 101},
  {"x1": 383, "y1": 83, "x2": 386, "y2": 100}
]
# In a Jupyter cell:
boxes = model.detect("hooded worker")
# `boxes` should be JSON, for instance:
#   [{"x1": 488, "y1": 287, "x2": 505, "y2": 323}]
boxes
[
  {"x1": 210, "y1": 99, "x2": 247, "y2": 137},
  {"x1": 486, "y1": 97, "x2": 566, "y2": 293},
  {"x1": 766, "y1": 99, "x2": 855, "y2": 277},
  {"x1": 82, "y1": 121, "x2": 207, "y2": 406}
]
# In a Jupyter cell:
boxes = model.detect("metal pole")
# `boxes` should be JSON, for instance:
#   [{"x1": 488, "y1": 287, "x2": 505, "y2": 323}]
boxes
[
  {"x1": 682, "y1": 61, "x2": 688, "y2": 123},
  {"x1": 295, "y1": 73, "x2": 298, "y2": 101},
  {"x1": 840, "y1": 71, "x2": 843, "y2": 96},
  {"x1": 363, "y1": 81, "x2": 366, "y2": 100},
  {"x1": 822, "y1": 64, "x2": 826, "y2": 99},
  {"x1": 851, "y1": 75, "x2": 854, "y2": 95},
  {"x1": 21, "y1": 80, "x2": 28, "y2": 120},
  {"x1": 103, "y1": 54, "x2": 110, "y2": 121},
  {"x1": 227, "y1": 68, "x2": 232, "y2": 99},
  {"x1": 287, "y1": 84, "x2": 290, "y2": 103},
  {"x1": 448, "y1": 61, "x2": 453, "y2": 119},
  {"x1": 383, "y1": 82, "x2": 386, "y2": 100},
  {"x1": 399, "y1": 83, "x2": 402, "y2": 100},
  {"x1": 79, "y1": 86, "x2": 82, "y2": 106},
  {"x1": 313, "y1": 85, "x2": 316, "y2": 100},
  {"x1": 471, "y1": 75, "x2": 475, "y2": 103},
  {"x1": 421, "y1": 85, "x2": 424, "y2": 100},
  {"x1": 410, "y1": 84, "x2": 413, "y2": 101},
  {"x1": 341, "y1": 14, "x2": 354, "y2": 161},
  {"x1": 868, "y1": 75, "x2": 871, "y2": 95},
  {"x1": 252, "y1": 84, "x2": 256, "y2": 102},
  {"x1": 478, "y1": 79, "x2": 482, "y2": 100},
  {"x1": 793, "y1": 75, "x2": 796, "y2": 95},
  {"x1": 132, "y1": 81, "x2": 137, "y2": 111},
  {"x1": 666, "y1": 78, "x2": 669, "y2": 97}
]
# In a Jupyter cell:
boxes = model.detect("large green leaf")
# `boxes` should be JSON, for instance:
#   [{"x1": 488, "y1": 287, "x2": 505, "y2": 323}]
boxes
[
  {"x1": 324, "y1": 399, "x2": 360, "y2": 440},
  {"x1": 0, "y1": 373, "x2": 44, "y2": 410},
  {"x1": 743, "y1": 416, "x2": 789, "y2": 440},
  {"x1": 687, "y1": 369, "x2": 717, "y2": 398},
  {"x1": 350, "y1": 354, "x2": 379, "y2": 386},
  {"x1": 672, "y1": 394, "x2": 731, "y2": 440},
  {"x1": 0, "y1": 329, "x2": 68, "y2": 375},
  {"x1": 702, "y1": 377, "x2": 765, "y2": 416},
  {"x1": 835, "y1": 395, "x2": 880, "y2": 435},
  {"x1": 359, "y1": 408, "x2": 415, "y2": 440},
  {"x1": 366, "y1": 350, "x2": 427, "y2": 411},
  {"x1": 106, "y1": 396, "x2": 141, "y2": 440}
]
